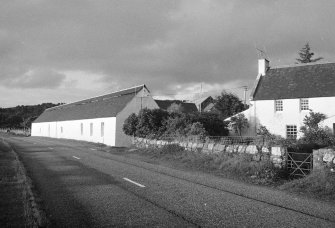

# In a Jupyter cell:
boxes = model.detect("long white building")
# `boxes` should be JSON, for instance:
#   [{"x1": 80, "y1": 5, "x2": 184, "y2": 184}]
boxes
[{"x1": 31, "y1": 85, "x2": 158, "y2": 146}]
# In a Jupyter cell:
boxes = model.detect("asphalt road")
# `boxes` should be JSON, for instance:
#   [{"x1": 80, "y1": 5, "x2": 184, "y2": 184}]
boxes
[{"x1": 5, "y1": 136, "x2": 335, "y2": 227}]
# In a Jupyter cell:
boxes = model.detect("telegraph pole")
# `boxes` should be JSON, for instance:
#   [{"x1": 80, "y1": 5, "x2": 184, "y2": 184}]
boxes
[
  {"x1": 200, "y1": 83, "x2": 203, "y2": 113},
  {"x1": 242, "y1": 86, "x2": 248, "y2": 107}
]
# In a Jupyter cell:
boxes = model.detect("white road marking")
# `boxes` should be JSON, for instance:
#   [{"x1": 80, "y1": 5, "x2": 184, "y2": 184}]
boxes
[
  {"x1": 123, "y1": 178, "x2": 146, "y2": 188},
  {"x1": 73, "y1": 156, "x2": 80, "y2": 160},
  {"x1": 48, "y1": 147, "x2": 53, "y2": 149},
  {"x1": 90, "y1": 148, "x2": 97, "y2": 151}
]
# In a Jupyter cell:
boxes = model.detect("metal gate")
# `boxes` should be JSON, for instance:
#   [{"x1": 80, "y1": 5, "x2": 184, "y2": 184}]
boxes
[{"x1": 286, "y1": 152, "x2": 313, "y2": 177}]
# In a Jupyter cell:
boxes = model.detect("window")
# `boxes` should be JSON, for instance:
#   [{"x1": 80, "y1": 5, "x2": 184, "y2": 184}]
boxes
[
  {"x1": 90, "y1": 123, "x2": 93, "y2": 136},
  {"x1": 101, "y1": 122, "x2": 104, "y2": 137},
  {"x1": 81, "y1": 123, "x2": 83, "y2": 135},
  {"x1": 300, "y1": 98, "x2": 309, "y2": 111},
  {"x1": 275, "y1": 100, "x2": 283, "y2": 112},
  {"x1": 286, "y1": 125, "x2": 297, "y2": 139}
]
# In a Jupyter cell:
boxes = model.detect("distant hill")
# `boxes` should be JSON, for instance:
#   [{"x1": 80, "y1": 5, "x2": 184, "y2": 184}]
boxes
[{"x1": 0, "y1": 103, "x2": 63, "y2": 129}]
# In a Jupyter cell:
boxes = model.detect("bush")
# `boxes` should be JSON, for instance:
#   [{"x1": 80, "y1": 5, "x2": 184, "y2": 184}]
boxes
[
  {"x1": 230, "y1": 113, "x2": 249, "y2": 136},
  {"x1": 123, "y1": 108, "x2": 169, "y2": 138},
  {"x1": 299, "y1": 111, "x2": 335, "y2": 147},
  {"x1": 185, "y1": 122, "x2": 207, "y2": 138},
  {"x1": 191, "y1": 112, "x2": 229, "y2": 136},
  {"x1": 123, "y1": 113, "x2": 138, "y2": 136},
  {"x1": 123, "y1": 109, "x2": 229, "y2": 139}
]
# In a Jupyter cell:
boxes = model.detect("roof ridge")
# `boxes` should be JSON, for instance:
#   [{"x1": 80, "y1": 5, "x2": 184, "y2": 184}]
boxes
[
  {"x1": 46, "y1": 84, "x2": 145, "y2": 111},
  {"x1": 271, "y1": 61, "x2": 335, "y2": 70}
]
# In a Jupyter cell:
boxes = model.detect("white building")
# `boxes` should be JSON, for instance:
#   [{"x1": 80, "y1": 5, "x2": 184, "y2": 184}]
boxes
[
  {"x1": 229, "y1": 59, "x2": 335, "y2": 138},
  {"x1": 31, "y1": 85, "x2": 159, "y2": 146}
]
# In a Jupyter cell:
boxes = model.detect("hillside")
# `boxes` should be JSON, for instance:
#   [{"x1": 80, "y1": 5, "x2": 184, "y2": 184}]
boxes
[{"x1": 0, "y1": 103, "x2": 63, "y2": 129}]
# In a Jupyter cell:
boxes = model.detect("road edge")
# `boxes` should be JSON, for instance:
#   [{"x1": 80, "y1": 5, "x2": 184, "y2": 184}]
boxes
[{"x1": 3, "y1": 138, "x2": 49, "y2": 227}]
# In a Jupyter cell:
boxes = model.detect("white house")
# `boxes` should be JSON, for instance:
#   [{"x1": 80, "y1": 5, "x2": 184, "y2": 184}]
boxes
[
  {"x1": 31, "y1": 85, "x2": 159, "y2": 147},
  {"x1": 229, "y1": 59, "x2": 335, "y2": 139}
]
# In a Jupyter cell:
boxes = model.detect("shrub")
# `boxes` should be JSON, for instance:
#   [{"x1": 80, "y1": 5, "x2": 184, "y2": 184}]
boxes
[
  {"x1": 299, "y1": 111, "x2": 335, "y2": 147},
  {"x1": 162, "y1": 113, "x2": 191, "y2": 137},
  {"x1": 123, "y1": 108, "x2": 169, "y2": 138},
  {"x1": 123, "y1": 109, "x2": 229, "y2": 139},
  {"x1": 185, "y1": 122, "x2": 207, "y2": 138},
  {"x1": 123, "y1": 113, "x2": 138, "y2": 136},
  {"x1": 230, "y1": 113, "x2": 249, "y2": 136},
  {"x1": 191, "y1": 112, "x2": 229, "y2": 136}
]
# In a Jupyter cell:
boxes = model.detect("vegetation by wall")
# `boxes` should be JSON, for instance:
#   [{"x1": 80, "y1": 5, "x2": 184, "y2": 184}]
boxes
[
  {"x1": 132, "y1": 137, "x2": 287, "y2": 168},
  {"x1": 123, "y1": 108, "x2": 229, "y2": 139}
]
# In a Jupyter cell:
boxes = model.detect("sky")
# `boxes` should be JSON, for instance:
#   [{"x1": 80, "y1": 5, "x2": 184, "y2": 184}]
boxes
[{"x1": 1, "y1": 0, "x2": 335, "y2": 107}]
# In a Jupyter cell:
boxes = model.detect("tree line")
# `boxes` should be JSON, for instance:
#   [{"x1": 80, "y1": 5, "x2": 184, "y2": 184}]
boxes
[{"x1": 0, "y1": 103, "x2": 62, "y2": 129}]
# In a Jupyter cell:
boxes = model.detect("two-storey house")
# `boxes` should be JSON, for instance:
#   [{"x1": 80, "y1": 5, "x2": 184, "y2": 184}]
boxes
[{"x1": 232, "y1": 59, "x2": 335, "y2": 138}]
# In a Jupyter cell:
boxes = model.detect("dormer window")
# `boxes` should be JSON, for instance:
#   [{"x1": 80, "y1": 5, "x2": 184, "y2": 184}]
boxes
[
  {"x1": 275, "y1": 100, "x2": 283, "y2": 112},
  {"x1": 300, "y1": 98, "x2": 309, "y2": 111}
]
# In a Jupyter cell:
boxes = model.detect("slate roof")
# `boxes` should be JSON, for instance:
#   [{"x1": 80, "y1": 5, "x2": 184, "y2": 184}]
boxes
[
  {"x1": 192, "y1": 96, "x2": 214, "y2": 111},
  {"x1": 34, "y1": 85, "x2": 146, "y2": 123},
  {"x1": 154, "y1": 100, "x2": 198, "y2": 113},
  {"x1": 252, "y1": 62, "x2": 335, "y2": 100}
]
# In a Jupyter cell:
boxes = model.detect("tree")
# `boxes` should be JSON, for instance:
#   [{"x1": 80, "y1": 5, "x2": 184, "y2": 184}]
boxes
[
  {"x1": 213, "y1": 91, "x2": 245, "y2": 119},
  {"x1": 191, "y1": 112, "x2": 229, "y2": 136},
  {"x1": 301, "y1": 111, "x2": 326, "y2": 131},
  {"x1": 296, "y1": 43, "x2": 323, "y2": 64},
  {"x1": 230, "y1": 113, "x2": 249, "y2": 136},
  {"x1": 123, "y1": 108, "x2": 169, "y2": 138},
  {"x1": 123, "y1": 113, "x2": 138, "y2": 136},
  {"x1": 300, "y1": 111, "x2": 334, "y2": 146}
]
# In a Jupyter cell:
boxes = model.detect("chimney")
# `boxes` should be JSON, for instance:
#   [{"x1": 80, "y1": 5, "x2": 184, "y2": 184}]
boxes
[{"x1": 258, "y1": 59, "x2": 269, "y2": 76}]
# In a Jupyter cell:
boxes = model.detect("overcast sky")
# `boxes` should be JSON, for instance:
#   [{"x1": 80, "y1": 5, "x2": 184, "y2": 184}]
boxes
[{"x1": 1, "y1": 0, "x2": 335, "y2": 107}]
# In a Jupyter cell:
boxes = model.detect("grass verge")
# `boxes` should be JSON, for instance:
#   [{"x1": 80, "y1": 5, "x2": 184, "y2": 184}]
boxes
[
  {"x1": 0, "y1": 138, "x2": 48, "y2": 227},
  {"x1": 279, "y1": 168, "x2": 335, "y2": 201},
  {"x1": 121, "y1": 144, "x2": 287, "y2": 185}
]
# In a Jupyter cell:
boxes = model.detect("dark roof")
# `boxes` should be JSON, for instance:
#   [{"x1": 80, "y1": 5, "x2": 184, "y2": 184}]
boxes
[
  {"x1": 154, "y1": 100, "x2": 198, "y2": 113},
  {"x1": 34, "y1": 85, "x2": 146, "y2": 123},
  {"x1": 253, "y1": 62, "x2": 335, "y2": 100}
]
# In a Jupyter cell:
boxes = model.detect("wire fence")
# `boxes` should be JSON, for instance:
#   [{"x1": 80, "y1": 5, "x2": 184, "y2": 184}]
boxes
[
  {"x1": 0, "y1": 128, "x2": 31, "y2": 136},
  {"x1": 145, "y1": 135, "x2": 269, "y2": 145}
]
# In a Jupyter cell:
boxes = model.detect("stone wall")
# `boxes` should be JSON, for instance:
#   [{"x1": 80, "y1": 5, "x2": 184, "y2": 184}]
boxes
[
  {"x1": 313, "y1": 148, "x2": 335, "y2": 170},
  {"x1": 132, "y1": 137, "x2": 286, "y2": 168}
]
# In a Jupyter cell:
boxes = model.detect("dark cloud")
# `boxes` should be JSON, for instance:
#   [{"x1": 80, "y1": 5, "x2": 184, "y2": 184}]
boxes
[
  {"x1": 0, "y1": 0, "x2": 335, "y2": 106},
  {"x1": 4, "y1": 69, "x2": 66, "y2": 89}
]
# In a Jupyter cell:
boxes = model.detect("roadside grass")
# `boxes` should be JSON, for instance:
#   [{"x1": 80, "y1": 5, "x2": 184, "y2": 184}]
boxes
[
  {"x1": 129, "y1": 144, "x2": 286, "y2": 185},
  {"x1": 132, "y1": 144, "x2": 334, "y2": 201},
  {"x1": 0, "y1": 138, "x2": 48, "y2": 227},
  {"x1": 27, "y1": 137, "x2": 334, "y2": 202},
  {"x1": 279, "y1": 168, "x2": 335, "y2": 201}
]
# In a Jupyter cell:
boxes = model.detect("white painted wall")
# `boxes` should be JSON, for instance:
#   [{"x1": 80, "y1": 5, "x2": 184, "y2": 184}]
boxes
[
  {"x1": 233, "y1": 96, "x2": 335, "y2": 138},
  {"x1": 31, "y1": 117, "x2": 116, "y2": 146}
]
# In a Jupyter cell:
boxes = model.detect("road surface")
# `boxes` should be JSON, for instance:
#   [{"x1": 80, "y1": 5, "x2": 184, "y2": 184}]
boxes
[{"x1": 4, "y1": 136, "x2": 335, "y2": 227}]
